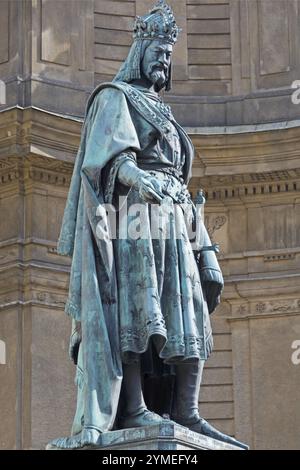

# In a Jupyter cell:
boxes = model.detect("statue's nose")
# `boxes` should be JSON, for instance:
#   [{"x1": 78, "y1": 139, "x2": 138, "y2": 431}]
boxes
[{"x1": 159, "y1": 58, "x2": 169, "y2": 69}]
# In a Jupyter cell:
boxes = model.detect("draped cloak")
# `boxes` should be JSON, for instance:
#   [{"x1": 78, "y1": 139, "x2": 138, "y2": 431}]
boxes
[{"x1": 57, "y1": 81, "x2": 217, "y2": 434}]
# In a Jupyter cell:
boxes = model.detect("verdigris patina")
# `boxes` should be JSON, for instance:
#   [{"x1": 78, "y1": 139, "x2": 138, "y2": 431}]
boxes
[{"x1": 47, "y1": 1, "x2": 248, "y2": 450}]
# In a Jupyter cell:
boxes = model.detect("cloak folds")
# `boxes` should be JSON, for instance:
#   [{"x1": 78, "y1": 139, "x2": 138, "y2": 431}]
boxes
[
  {"x1": 57, "y1": 82, "x2": 204, "y2": 433},
  {"x1": 58, "y1": 82, "x2": 194, "y2": 315}
]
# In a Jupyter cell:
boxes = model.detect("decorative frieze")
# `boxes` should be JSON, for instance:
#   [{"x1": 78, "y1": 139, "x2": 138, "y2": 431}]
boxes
[
  {"x1": 29, "y1": 167, "x2": 71, "y2": 187},
  {"x1": 0, "y1": 155, "x2": 73, "y2": 188},
  {"x1": 255, "y1": 299, "x2": 300, "y2": 315},
  {"x1": 191, "y1": 174, "x2": 300, "y2": 202},
  {"x1": 0, "y1": 107, "x2": 299, "y2": 200},
  {"x1": 264, "y1": 253, "x2": 296, "y2": 262},
  {"x1": 231, "y1": 299, "x2": 300, "y2": 319}
]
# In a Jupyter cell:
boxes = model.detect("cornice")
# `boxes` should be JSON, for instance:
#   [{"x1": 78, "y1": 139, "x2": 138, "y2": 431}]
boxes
[
  {"x1": 191, "y1": 124, "x2": 300, "y2": 177},
  {"x1": 0, "y1": 155, "x2": 73, "y2": 188},
  {"x1": 0, "y1": 107, "x2": 81, "y2": 163},
  {"x1": 0, "y1": 107, "x2": 300, "y2": 196},
  {"x1": 27, "y1": 155, "x2": 73, "y2": 187},
  {"x1": 190, "y1": 169, "x2": 300, "y2": 202}
]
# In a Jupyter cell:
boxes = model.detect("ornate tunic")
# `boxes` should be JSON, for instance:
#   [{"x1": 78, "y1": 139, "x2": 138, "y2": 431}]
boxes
[{"x1": 103, "y1": 84, "x2": 213, "y2": 364}]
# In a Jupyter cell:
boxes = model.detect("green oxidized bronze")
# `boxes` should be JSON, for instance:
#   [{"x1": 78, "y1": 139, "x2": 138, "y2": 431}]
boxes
[{"x1": 46, "y1": 1, "x2": 248, "y2": 450}]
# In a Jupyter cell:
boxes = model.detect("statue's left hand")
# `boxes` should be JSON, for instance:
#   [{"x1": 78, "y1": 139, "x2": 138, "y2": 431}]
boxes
[
  {"x1": 201, "y1": 277, "x2": 222, "y2": 314},
  {"x1": 69, "y1": 320, "x2": 82, "y2": 365},
  {"x1": 196, "y1": 249, "x2": 224, "y2": 315}
]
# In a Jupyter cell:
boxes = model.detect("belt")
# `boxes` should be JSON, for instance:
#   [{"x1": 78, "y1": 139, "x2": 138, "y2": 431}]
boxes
[
  {"x1": 155, "y1": 167, "x2": 184, "y2": 183},
  {"x1": 148, "y1": 170, "x2": 192, "y2": 205},
  {"x1": 139, "y1": 164, "x2": 184, "y2": 182}
]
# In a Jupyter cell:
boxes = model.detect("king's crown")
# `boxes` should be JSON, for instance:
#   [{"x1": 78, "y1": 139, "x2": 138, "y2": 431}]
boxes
[{"x1": 133, "y1": 0, "x2": 180, "y2": 45}]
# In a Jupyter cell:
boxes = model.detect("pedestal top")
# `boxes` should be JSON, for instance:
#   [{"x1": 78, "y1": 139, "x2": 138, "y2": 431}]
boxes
[{"x1": 94, "y1": 421, "x2": 244, "y2": 451}]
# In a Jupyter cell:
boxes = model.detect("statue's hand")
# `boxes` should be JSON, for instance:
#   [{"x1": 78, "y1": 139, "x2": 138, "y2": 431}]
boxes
[
  {"x1": 201, "y1": 277, "x2": 222, "y2": 314},
  {"x1": 137, "y1": 175, "x2": 164, "y2": 203},
  {"x1": 69, "y1": 320, "x2": 82, "y2": 365},
  {"x1": 197, "y1": 248, "x2": 224, "y2": 315},
  {"x1": 117, "y1": 160, "x2": 164, "y2": 203}
]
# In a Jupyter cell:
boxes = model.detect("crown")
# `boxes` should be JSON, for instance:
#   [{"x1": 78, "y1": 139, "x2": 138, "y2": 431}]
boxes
[{"x1": 133, "y1": 0, "x2": 181, "y2": 45}]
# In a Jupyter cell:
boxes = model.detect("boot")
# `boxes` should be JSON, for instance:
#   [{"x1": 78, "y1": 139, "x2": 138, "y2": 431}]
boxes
[
  {"x1": 172, "y1": 362, "x2": 249, "y2": 450},
  {"x1": 118, "y1": 361, "x2": 164, "y2": 429}
]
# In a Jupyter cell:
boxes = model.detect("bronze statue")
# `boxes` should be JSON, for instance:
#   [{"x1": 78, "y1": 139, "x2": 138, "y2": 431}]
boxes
[{"x1": 47, "y1": 1, "x2": 247, "y2": 450}]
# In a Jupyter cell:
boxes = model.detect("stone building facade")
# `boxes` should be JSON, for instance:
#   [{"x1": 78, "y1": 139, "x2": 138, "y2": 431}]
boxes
[{"x1": 0, "y1": 0, "x2": 299, "y2": 450}]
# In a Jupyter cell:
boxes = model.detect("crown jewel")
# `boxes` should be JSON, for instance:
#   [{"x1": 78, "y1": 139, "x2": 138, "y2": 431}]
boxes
[{"x1": 133, "y1": 0, "x2": 180, "y2": 45}]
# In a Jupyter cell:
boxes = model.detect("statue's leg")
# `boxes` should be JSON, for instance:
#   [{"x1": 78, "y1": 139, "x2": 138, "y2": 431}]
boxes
[
  {"x1": 118, "y1": 359, "x2": 166, "y2": 429},
  {"x1": 122, "y1": 361, "x2": 147, "y2": 417},
  {"x1": 171, "y1": 361, "x2": 249, "y2": 450}
]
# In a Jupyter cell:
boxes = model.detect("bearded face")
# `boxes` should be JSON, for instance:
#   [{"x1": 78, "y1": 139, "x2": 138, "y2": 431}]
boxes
[{"x1": 141, "y1": 40, "x2": 173, "y2": 91}]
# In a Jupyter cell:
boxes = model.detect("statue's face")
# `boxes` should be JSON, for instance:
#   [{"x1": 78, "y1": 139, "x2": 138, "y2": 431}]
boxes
[{"x1": 141, "y1": 40, "x2": 173, "y2": 91}]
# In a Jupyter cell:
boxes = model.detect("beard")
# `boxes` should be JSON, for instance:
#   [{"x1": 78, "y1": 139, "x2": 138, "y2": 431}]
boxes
[
  {"x1": 150, "y1": 70, "x2": 166, "y2": 89},
  {"x1": 148, "y1": 64, "x2": 168, "y2": 90}
]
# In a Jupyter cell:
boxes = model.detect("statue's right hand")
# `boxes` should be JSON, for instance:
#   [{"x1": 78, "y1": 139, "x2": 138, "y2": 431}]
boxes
[
  {"x1": 69, "y1": 321, "x2": 82, "y2": 365},
  {"x1": 137, "y1": 175, "x2": 164, "y2": 203},
  {"x1": 117, "y1": 160, "x2": 164, "y2": 203}
]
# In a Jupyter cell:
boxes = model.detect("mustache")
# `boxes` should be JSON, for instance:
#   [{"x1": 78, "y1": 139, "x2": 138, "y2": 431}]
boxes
[{"x1": 149, "y1": 63, "x2": 169, "y2": 74}]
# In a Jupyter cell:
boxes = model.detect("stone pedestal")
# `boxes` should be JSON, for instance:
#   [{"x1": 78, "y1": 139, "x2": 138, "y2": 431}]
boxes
[{"x1": 94, "y1": 422, "x2": 244, "y2": 451}]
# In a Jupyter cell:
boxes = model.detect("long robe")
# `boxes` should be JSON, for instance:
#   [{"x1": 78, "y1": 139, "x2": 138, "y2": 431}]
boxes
[{"x1": 58, "y1": 82, "x2": 219, "y2": 434}]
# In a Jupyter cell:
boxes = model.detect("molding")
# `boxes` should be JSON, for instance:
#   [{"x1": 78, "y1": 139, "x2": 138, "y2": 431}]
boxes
[
  {"x1": 191, "y1": 169, "x2": 300, "y2": 201},
  {"x1": 229, "y1": 311, "x2": 300, "y2": 322},
  {"x1": 0, "y1": 237, "x2": 298, "y2": 266},
  {"x1": 0, "y1": 107, "x2": 299, "y2": 201},
  {"x1": 186, "y1": 120, "x2": 300, "y2": 135},
  {"x1": 219, "y1": 247, "x2": 300, "y2": 261},
  {"x1": 28, "y1": 155, "x2": 72, "y2": 187},
  {"x1": 2, "y1": 74, "x2": 94, "y2": 95},
  {"x1": 263, "y1": 253, "x2": 296, "y2": 262},
  {"x1": 167, "y1": 85, "x2": 295, "y2": 105},
  {"x1": 222, "y1": 274, "x2": 300, "y2": 304},
  {"x1": 2, "y1": 105, "x2": 300, "y2": 132},
  {"x1": 225, "y1": 272, "x2": 300, "y2": 283},
  {"x1": 0, "y1": 237, "x2": 60, "y2": 249},
  {"x1": 190, "y1": 125, "x2": 300, "y2": 177},
  {"x1": 0, "y1": 104, "x2": 83, "y2": 122},
  {"x1": 198, "y1": 170, "x2": 300, "y2": 184},
  {"x1": 0, "y1": 107, "x2": 81, "y2": 163},
  {"x1": 0, "y1": 261, "x2": 70, "y2": 274},
  {"x1": 0, "y1": 299, "x2": 65, "y2": 311},
  {"x1": 0, "y1": 155, "x2": 73, "y2": 188}
]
